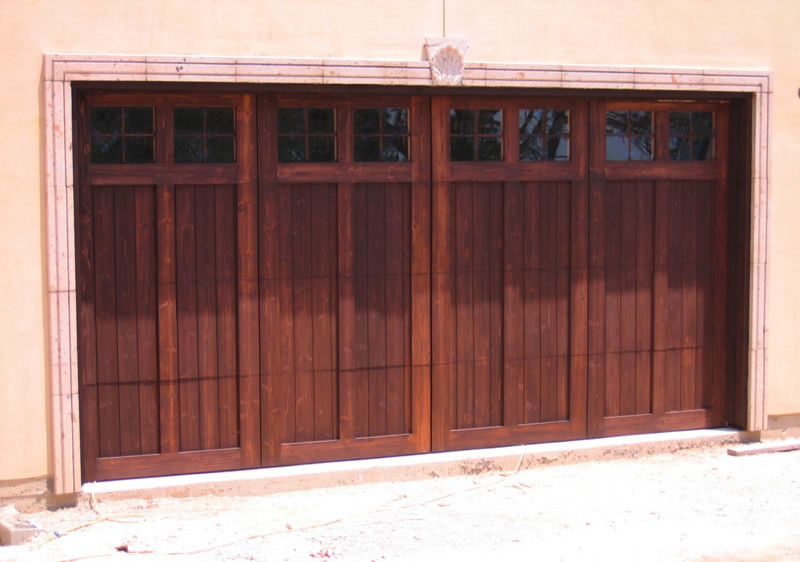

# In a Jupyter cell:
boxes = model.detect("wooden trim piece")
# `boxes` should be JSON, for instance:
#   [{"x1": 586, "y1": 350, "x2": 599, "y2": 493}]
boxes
[
  {"x1": 89, "y1": 164, "x2": 239, "y2": 186},
  {"x1": 277, "y1": 162, "x2": 412, "y2": 183},
  {"x1": 278, "y1": 434, "x2": 418, "y2": 465},
  {"x1": 95, "y1": 448, "x2": 241, "y2": 481}
]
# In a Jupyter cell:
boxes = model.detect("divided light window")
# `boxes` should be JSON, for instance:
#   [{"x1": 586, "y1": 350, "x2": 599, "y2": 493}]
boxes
[
  {"x1": 449, "y1": 109, "x2": 503, "y2": 161},
  {"x1": 605, "y1": 110, "x2": 653, "y2": 161},
  {"x1": 354, "y1": 108, "x2": 410, "y2": 162},
  {"x1": 90, "y1": 107, "x2": 155, "y2": 164},
  {"x1": 278, "y1": 108, "x2": 336, "y2": 162},
  {"x1": 174, "y1": 107, "x2": 236, "y2": 163},
  {"x1": 669, "y1": 111, "x2": 714, "y2": 160},
  {"x1": 519, "y1": 109, "x2": 570, "y2": 161}
]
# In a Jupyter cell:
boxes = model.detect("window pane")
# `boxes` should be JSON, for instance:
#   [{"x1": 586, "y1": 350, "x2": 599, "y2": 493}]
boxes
[
  {"x1": 606, "y1": 135, "x2": 629, "y2": 161},
  {"x1": 631, "y1": 111, "x2": 652, "y2": 136},
  {"x1": 91, "y1": 107, "x2": 122, "y2": 135},
  {"x1": 477, "y1": 137, "x2": 502, "y2": 161},
  {"x1": 477, "y1": 110, "x2": 502, "y2": 134},
  {"x1": 669, "y1": 112, "x2": 691, "y2": 135},
  {"x1": 519, "y1": 109, "x2": 544, "y2": 135},
  {"x1": 278, "y1": 108, "x2": 305, "y2": 134},
  {"x1": 309, "y1": 136, "x2": 335, "y2": 161},
  {"x1": 174, "y1": 135, "x2": 204, "y2": 163},
  {"x1": 630, "y1": 136, "x2": 653, "y2": 160},
  {"x1": 124, "y1": 107, "x2": 153, "y2": 134},
  {"x1": 91, "y1": 135, "x2": 122, "y2": 163},
  {"x1": 692, "y1": 112, "x2": 713, "y2": 136},
  {"x1": 545, "y1": 136, "x2": 569, "y2": 161},
  {"x1": 206, "y1": 108, "x2": 235, "y2": 134},
  {"x1": 382, "y1": 136, "x2": 409, "y2": 162},
  {"x1": 383, "y1": 108, "x2": 409, "y2": 134},
  {"x1": 354, "y1": 135, "x2": 380, "y2": 162},
  {"x1": 693, "y1": 137, "x2": 713, "y2": 160},
  {"x1": 206, "y1": 136, "x2": 235, "y2": 163},
  {"x1": 125, "y1": 136, "x2": 154, "y2": 163},
  {"x1": 519, "y1": 135, "x2": 543, "y2": 161},
  {"x1": 278, "y1": 136, "x2": 305, "y2": 162},
  {"x1": 606, "y1": 111, "x2": 628, "y2": 134},
  {"x1": 450, "y1": 109, "x2": 474, "y2": 134},
  {"x1": 308, "y1": 108, "x2": 334, "y2": 134},
  {"x1": 450, "y1": 136, "x2": 474, "y2": 161},
  {"x1": 547, "y1": 110, "x2": 569, "y2": 135},
  {"x1": 669, "y1": 137, "x2": 691, "y2": 160},
  {"x1": 174, "y1": 107, "x2": 203, "y2": 135},
  {"x1": 354, "y1": 109, "x2": 380, "y2": 135}
]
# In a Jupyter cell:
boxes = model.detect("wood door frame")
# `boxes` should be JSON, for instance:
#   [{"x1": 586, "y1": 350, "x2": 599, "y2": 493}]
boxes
[{"x1": 51, "y1": 54, "x2": 769, "y2": 493}]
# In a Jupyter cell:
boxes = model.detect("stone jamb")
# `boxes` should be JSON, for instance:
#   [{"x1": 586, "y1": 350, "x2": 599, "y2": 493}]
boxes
[{"x1": 42, "y1": 53, "x2": 771, "y2": 495}]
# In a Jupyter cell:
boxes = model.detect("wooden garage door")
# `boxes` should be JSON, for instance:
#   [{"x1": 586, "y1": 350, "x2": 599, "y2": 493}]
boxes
[
  {"x1": 258, "y1": 95, "x2": 431, "y2": 465},
  {"x1": 77, "y1": 93, "x2": 260, "y2": 481},
  {"x1": 77, "y1": 90, "x2": 730, "y2": 481},
  {"x1": 430, "y1": 97, "x2": 589, "y2": 450},
  {"x1": 586, "y1": 101, "x2": 729, "y2": 436}
]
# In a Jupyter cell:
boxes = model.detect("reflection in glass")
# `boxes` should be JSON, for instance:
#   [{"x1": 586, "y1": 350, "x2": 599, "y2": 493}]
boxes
[
  {"x1": 519, "y1": 109, "x2": 570, "y2": 161},
  {"x1": 278, "y1": 136, "x2": 305, "y2": 162},
  {"x1": 91, "y1": 107, "x2": 122, "y2": 134},
  {"x1": 669, "y1": 137, "x2": 692, "y2": 160},
  {"x1": 174, "y1": 135, "x2": 204, "y2": 163},
  {"x1": 206, "y1": 136, "x2": 235, "y2": 163},
  {"x1": 309, "y1": 136, "x2": 335, "y2": 162},
  {"x1": 174, "y1": 107, "x2": 204, "y2": 134},
  {"x1": 125, "y1": 137, "x2": 154, "y2": 163},
  {"x1": 382, "y1": 136, "x2": 408, "y2": 162},
  {"x1": 693, "y1": 112, "x2": 713, "y2": 136},
  {"x1": 669, "y1": 111, "x2": 714, "y2": 161},
  {"x1": 278, "y1": 108, "x2": 305, "y2": 134},
  {"x1": 125, "y1": 107, "x2": 153, "y2": 134},
  {"x1": 91, "y1": 135, "x2": 122, "y2": 163},
  {"x1": 450, "y1": 109, "x2": 474, "y2": 134},
  {"x1": 520, "y1": 135, "x2": 544, "y2": 161},
  {"x1": 383, "y1": 108, "x2": 409, "y2": 134},
  {"x1": 548, "y1": 110, "x2": 569, "y2": 134},
  {"x1": 354, "y1": 109, "x2": 380, "y2": 134},
  {"x1": 477, "y1": 110, "x2": 502, "y2": 134},
  {"x1": 630, "y1": 136, "x2": 653, "y2": 160},
  {"x1": 308, "y1": 108, "x2": 335, "y2": 134},
  {"x1": 606, "y1": 111, "x2": 628, "y2": 134},
  {"x1": 606, "y1": 135, "x2": 629, "y2": 161},
  {"x1": 478, "y1": 137, "x2": 502, "y2": 161},
  {"x1": 355, "y1": 135, "x2": 381, "y2": 161},
  {"x1": 631, "y1": 111, "x2": 653, "y2": 136},
  {"x1": 450, "y1": 137, "x2": 474, "y2": 161},
  {"x1": 669, "y1": 112, "x2": 691, "y2": 135},
  {"x1": 206, "y1": 108, "x2": 235, "y2": 134},
  {"x1": 694, "y1": 137, "x2": 713, "y2": 160},
  {"x1": 519, "y1": 109, "x2": 544, "y2": 135}
]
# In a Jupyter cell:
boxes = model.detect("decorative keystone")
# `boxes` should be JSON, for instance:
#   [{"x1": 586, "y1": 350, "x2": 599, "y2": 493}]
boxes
[{"x1": 425, "y1": 38, "x2": 469, "y2": 86}]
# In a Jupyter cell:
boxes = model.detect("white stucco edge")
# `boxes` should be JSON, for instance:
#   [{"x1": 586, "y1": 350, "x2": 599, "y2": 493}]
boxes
[{"x1": 41, "y1": 53, "x2": 772, "y2": 495}]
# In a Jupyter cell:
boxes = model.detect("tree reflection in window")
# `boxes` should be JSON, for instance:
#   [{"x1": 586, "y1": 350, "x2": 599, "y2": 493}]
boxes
[
  {"x1": 606, "y1": 110, "x2": 653, "y2": 161},
  {"x1": 519, "y1": 109, "x2": 569, "y2": 161}
]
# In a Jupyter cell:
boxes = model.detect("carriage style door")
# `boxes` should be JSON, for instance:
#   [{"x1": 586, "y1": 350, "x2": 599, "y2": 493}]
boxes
[{"x1": 77, "y1": 90, "x2": 729, "y2": 481}]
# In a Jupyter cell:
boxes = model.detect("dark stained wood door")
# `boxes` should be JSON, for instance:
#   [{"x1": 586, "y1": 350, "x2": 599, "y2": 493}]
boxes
[
  {"x1": 258, "y1": 95, "x2": 431, "y2": 465},
  {"x1": 586, "y1": 101, "x2": 729, "y2": 436},
  {"x1": 430, "y1": 97, "x2": 589, "y2": 451},
  {"x1": 77, "y1": 93, "x2": 260, "y2": 480}
]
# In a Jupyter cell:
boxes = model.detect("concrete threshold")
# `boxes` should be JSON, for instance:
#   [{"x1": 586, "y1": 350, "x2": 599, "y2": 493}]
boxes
[{"x1": 83, "y1": 428, "x2": 746, "y2": 503}]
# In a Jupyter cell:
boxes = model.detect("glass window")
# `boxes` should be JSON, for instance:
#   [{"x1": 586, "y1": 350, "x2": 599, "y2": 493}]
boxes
[
  {"x1": 449, "y1": 109, "x2": 503, "y2": 162},
  {"x1": 278, "y1": 108, "x2": 336, "y2": 162},
  {"x1": 606, "y1": 110, "x2": 653, "y2": 161},
  {"x1": 669, "y1": 111, "x2": 714, "y2": 161},
  {"x1": 174, "y1": 107, "x2": 236, "y2": 163},
  {"x1": 90, "y1": 107, "x2": 155, "y2": 164},
  {"x1": 519, "y1": 109, "x2": 570, "y2": 162},
  {"x1": 354, "y1": 107, "x2": 410, "y2": 162}
]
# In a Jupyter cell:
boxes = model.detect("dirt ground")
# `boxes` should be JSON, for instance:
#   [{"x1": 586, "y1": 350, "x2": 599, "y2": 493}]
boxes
[{"x1": 2, "y1": 444, "x2": 799, "y2": 561}]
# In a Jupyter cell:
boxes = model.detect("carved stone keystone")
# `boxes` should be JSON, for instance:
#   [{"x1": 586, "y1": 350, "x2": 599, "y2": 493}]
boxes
[{"x1": 425, "y1": 38, "x2": 469, "y2": 86}]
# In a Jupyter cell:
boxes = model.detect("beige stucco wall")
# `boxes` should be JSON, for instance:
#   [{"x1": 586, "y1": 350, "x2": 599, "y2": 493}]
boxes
[{"x1": 1, "y1": 0, "x2": 798, "y2": 480}]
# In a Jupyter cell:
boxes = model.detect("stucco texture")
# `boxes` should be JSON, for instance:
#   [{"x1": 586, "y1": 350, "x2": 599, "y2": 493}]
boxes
[{"x1": 1, "y1": 0, "x2": 798, "y2": 480}]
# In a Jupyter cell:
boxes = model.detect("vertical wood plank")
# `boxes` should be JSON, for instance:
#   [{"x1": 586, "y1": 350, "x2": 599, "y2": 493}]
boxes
[
  {"x1": 523, "y1": 182, "x2": 542, "y2": 424},
  {"x1": 157, "y1": 184, "x2": 179, "y2": 454},
  {"x1": 337, "y1": 181, "x2": 356, "y2": 441},
  {"x1": 556, "y1": 181, "x2": 570, "y2": 421},
  {"x1": 455, "y1": 182, "x2": 474, "y2": 428},
  {"x1": 216, "y1": 185, "x2": 238, "y2": 449},
  {"x1": 114, "y1": 186, "x2": 141, "y2": 456},
  {"x1": 385, "y1": 182, "x2": 407, "y2": 435},
  {"x1": 353, "y1": 183, "x2": 370, "y2": 438},
  {"x1": 175, "y1": 185, "x2": 200, "y2": 452},
  {"x1": 503, "y1": 180, "x2": 523, "y2": 428},
  {"x1": 94, "y1": 187, "x2": 120, "y2": 458},
  {"x1": 489, "y1": 180, "x2": 504, "y2": 427},
  {"x1": 472, "y1": 182, "x2": 491, "y2": 428},
  {"x1": 665, "y1": 181, "x2": 683, "y2": 412},
  {"x1": 540, "y1": 183, "x2": 558, "y2": 422},
  {"x1": 603, "y1": 181, "x2": 621, "y2": 418},
  {"x1": 292, "y1": 183, "x2": 314, "y2": 442},
  {"x1": 652, "y1": 180, "x2": 668, "y2": 415},
  {"x1": 195, "y1": 185, "x2": 220, "y2": 450},
  {"x1": 681, "y1": 181, "x2": 698, "y2": 410},
  {"x1": 619, "y1": 182, "x2": 637, "y2": 416},
  {"x1": 367, "y1": 183, "x2": 388, "y2": 436},
  {"x1": 635, "y1": 180, "x2": 654, "y2": 415}
]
